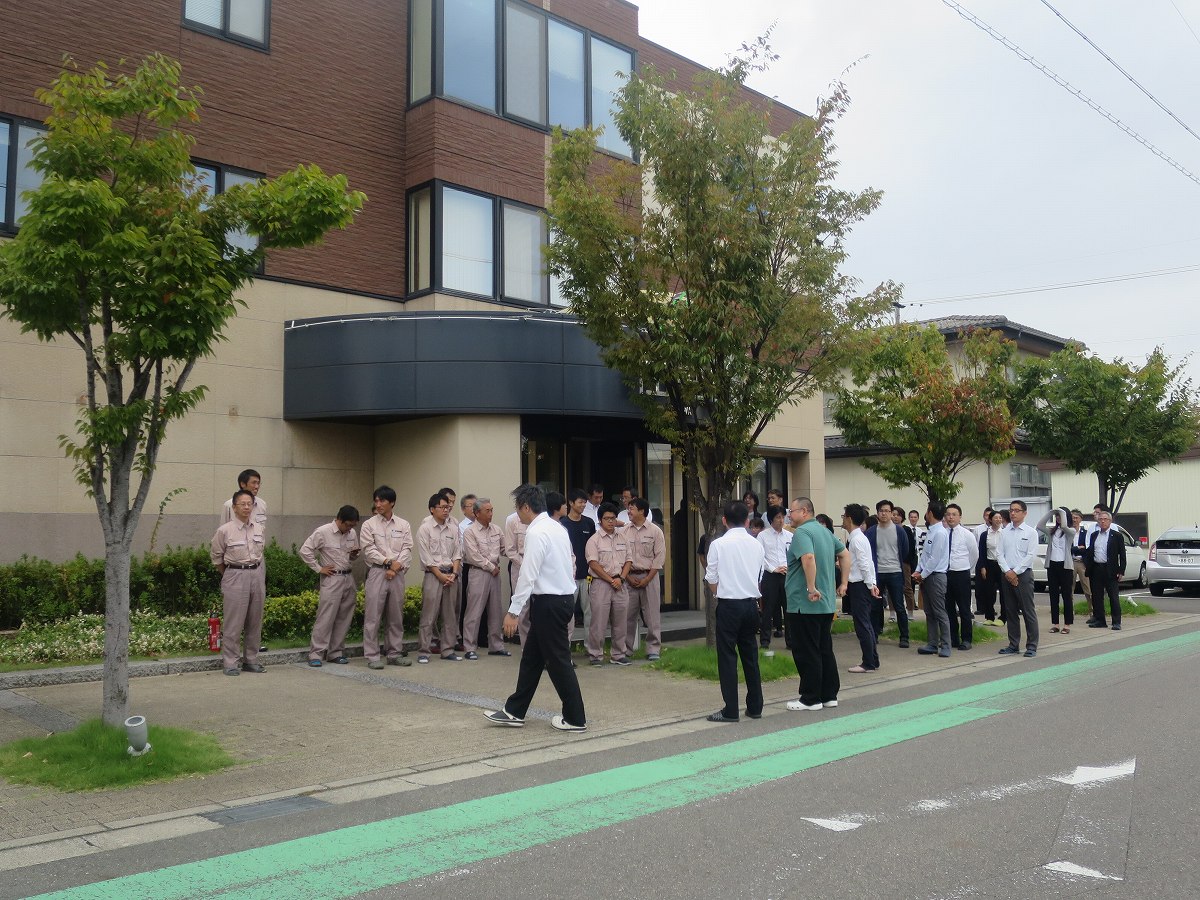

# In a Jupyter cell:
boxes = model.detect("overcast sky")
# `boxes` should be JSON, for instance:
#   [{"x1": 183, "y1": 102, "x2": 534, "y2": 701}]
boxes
[{"x1": 636, "y1": 0, "x2": 1200, "y2": 382}]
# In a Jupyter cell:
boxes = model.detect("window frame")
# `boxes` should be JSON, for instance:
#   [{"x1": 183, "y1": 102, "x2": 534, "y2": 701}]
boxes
[
  {"x1": 192, "y1": 158, "x2": 266, "y2": 270},
  {"x1": 407, "y1": 180, "x2": 558, "y2": 308},
  {"x1": 0, "y1": 114, "x2": 47, "y2": 234},
  {"x1": 182, "y1": 0, "x2": 271, "y2": 51},
  {"x1": 408, "y1": 0, "x2": 636, "y2": 159}
]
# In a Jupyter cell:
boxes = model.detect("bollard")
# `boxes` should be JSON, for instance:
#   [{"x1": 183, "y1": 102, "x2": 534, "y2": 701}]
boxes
[{"x1": 124, "y1": 715, "x2": 152, "y2": 757}]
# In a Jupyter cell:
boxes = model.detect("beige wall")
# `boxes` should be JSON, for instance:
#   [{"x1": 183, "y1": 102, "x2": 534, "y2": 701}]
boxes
[
  {"x1": 1049, "y1": 458, "x2": 1200, "y2": 540},
  {"x1": 756, "y1": 392, "x2": 826, "y2": 511}
]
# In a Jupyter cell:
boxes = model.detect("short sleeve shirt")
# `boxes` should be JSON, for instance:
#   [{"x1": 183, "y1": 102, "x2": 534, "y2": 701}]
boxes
[{"x1": 786, "y1": 520, "x2": 842, "y2": 614}]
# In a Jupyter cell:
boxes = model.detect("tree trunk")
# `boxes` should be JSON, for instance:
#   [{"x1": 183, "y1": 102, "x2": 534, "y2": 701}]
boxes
[{"x1": 101, "y1": 541, "x2": 133, "y2": 726}]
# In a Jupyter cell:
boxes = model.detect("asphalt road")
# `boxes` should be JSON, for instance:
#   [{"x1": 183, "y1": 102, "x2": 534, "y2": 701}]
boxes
[{"x1": 7, "y1": 623, "x2": 1200, "y2": 900}]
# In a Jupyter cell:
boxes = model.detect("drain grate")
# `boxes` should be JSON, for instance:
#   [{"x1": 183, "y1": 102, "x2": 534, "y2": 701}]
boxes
[{"x1": 201, "y1": 795, "x2": 331, "y2": 825}]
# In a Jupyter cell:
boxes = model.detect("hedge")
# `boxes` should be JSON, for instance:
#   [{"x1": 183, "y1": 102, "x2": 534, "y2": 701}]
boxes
[{"x1": 0, "y1": 541, "x2": 370, "y2": 629}]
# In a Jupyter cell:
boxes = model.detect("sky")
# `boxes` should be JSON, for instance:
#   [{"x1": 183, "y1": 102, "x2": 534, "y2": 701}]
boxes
[{"x1": 634, "y1": 0, "x2": 1200, "y2": 382}]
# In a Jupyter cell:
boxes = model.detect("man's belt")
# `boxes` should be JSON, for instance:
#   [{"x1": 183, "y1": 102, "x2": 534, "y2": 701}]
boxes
[
  {"x1": 328, "y1": 568, "x2": 353, "y2": 575},
  {"x1": 226, "y1": 562, "x2": 260, "y2": 570}
]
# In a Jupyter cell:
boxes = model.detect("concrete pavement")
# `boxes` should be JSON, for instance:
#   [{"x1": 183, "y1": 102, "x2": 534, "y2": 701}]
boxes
[{"x1": 0, "y1": 602, "x2": 1193, "y2": 874}]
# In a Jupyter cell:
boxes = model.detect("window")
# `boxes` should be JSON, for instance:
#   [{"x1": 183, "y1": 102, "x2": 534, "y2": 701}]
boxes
[
  {"x1": 547, "y1": 20, "x2": 586, "y2": 131},
  {"x1": 184, "y1": 0, "x2": 269, "y2": 47},
  {"x1": 409, "y1": 0, "x2": 634, "y2": 158},
  {"x1": 193, "y1": 161, "x2": 262, "y2": 259},
  {"x1": 504, "y1": 1, "x2": 547, "y2": 125},
  {"x1": 1009, "y1": 462, "x2": 1050, "y2": 496},
  {"x1": 1, "y1": 117, "x2": 46, "y2": 231},
  {"x1": 502, "y1": 202, "x2": 545, "y2": 303},
  {"x1": 407, "y1": 181, "x2": 560, "y2": 305},
  {"x1": 590, "y1": 37, "x2": 633, "y2": 157},
  {"x1": 822, "y1": 391, "x2": 838, "y2": 425},
  {"x1": 442, "y1": 0, "x2": 497, "y2": 111},
  {"x1": 442, "y1": 187, "x2": 494, "y2": 295}
]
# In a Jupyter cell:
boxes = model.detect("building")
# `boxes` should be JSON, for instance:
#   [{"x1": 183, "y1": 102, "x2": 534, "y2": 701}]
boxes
[
  {"x1": 0, "y1": 0, "x2": 828, "y2": 609},
  {"x1": 822, "y1": 315, "x2": 1071, "y2": 524}
]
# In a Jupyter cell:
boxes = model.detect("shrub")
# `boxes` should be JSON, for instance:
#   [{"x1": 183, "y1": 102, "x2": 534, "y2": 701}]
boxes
[
  {"x1": 259, "y1": 584, "x2": 424, "y2": 639},
  {"x1": 0, "y1": 612, "x2": 210, "y2": 664},
  {"x1": 135, "y1": 545, "x2": 221, "y2": 616},
  {"x1": 265, "y1": 540, "x2": 319, "y2": 597}
]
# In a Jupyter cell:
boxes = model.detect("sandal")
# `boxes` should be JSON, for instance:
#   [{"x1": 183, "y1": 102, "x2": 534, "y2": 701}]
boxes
[
  {"x1": 1050, "y1": 626, "x2": 1059, "y2": 633},
  {"x1": 1061, "y1": 626, "x2": 1070, "y2": 634}
]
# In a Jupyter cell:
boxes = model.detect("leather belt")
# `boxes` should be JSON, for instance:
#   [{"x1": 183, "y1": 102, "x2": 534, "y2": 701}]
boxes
[
  {"x1": 329, "y1": 569, "x2": 352, "y2": 575},
  {"x1": 226, "y1": 562, "x2": 260, "y2": 570}
]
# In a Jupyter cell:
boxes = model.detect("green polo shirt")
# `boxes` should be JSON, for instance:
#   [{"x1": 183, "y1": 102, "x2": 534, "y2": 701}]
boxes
[{"x1": 786, "y1": 519, "x2": 843, "y2": 615}]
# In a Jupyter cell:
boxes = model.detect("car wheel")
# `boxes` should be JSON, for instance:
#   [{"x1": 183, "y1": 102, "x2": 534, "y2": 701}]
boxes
[
  {"x1": 1149, "y1": 582, "x2": 1165, "y2": 597},
  {"x1": 1135, "y1": 562, "x2": 1146, "y2": 587}
]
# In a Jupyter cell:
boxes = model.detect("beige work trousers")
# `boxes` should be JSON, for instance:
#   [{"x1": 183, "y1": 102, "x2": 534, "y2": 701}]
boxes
[
  {"x1": 221, "y1": 566, "x2": 265, "y2": 671},
  {"x1": 463, "y1": 567, "x2": 505, "y2": 653},
  {"x1": 588, "y1": 579, "x2": 630, "y2": 661},
  {"x1": 364, "y1": 566, "x2": 406, "y2": 661},
  {"x1": 309, "y1": 572, "x2": 357, "y2": 661},
  {"x1": 625, "y1": 575, "x2": 662, "y2": 656},
  {"x1": 420, "y1": 571, "x2": 457, "y2": 654}
]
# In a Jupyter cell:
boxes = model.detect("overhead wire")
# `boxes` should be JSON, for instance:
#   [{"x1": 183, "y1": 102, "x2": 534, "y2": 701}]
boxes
[
  {"x1": 941, "y1": 1, "x2": 1200, "y2": 189},
  {"x1": 907, "y1": 263, "x2": 1200, "y2": 307},
  {"x1": 1167, "y1": 0, "x2": 1200, "y2": 49},
  {"x1": 1037, "y1": 0, "x2": 1200, "y2": 145}
]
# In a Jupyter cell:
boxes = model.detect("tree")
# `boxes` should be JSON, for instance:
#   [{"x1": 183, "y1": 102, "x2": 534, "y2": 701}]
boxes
[
  {"x1": 1014, "y1": 347, "x2": 1200, "y2": 515},
  {"x1": 833, "y1": 324, "x2": 1016, "y2": 505},
  {"x1": 0, "y1": 56, "x2": 364, "y2": 725},
  {"x1": 545, "y1": 40, "x2": 895, "y2": 642}
]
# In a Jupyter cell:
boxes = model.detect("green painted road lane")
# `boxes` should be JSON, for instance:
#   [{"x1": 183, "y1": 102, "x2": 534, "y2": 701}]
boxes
[{"x1": 34, "y1": 629, "x2": 1200, "y2": 900}]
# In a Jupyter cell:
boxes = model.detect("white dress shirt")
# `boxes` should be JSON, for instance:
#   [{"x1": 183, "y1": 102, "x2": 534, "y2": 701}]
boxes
[
  {"x1": 458, "y1": 516, "x2": 473, "y2": 537},
  {"x1": 757, "y1": 526, "x2": 790, "y2": 572},
  {"x1": 998, "y1": 521, "x2": 1038, "y2": 574},
  {"x1": 848, "y1": 529, "x2": 876, "y2": 587},
  {"x1": 583, "y1": 501, "x2": 600, "y2": 527},
  {"x1": 508, "y1": 512, "x2": 578, "y2": 615},
  {"x1": 947, "y1": 524, "x2": 979, "y2": 571},
  {"x1": 705, "y1": 527, "x2": 765, "y2": 598}
]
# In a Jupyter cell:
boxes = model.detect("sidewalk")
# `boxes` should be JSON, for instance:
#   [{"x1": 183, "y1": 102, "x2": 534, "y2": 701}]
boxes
[{"x1": 0, "y1": 604, "x2": 1193, "y2": 871}]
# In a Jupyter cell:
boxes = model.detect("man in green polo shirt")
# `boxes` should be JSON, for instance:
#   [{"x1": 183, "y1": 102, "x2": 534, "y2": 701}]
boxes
[{"x1": 785, "y1": 496, "x2": 849, "y2": 711}]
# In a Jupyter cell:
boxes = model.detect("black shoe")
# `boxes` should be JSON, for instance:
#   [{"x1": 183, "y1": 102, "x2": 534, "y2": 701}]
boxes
[
  {"x1": 706, "y1": 711, "x2": 739, "y2": 723},
  {"x1": 917, "y1": 646, "x2": 937, "y2": 655},
  {"x1": 241, "y1": 663, "x2": 266, "y2": 673},
  {"x1": 488, "y1": 650, "x2": 513, "y2": 656},
  {"x1": 958, "y1": 642, "x2": 971, "y2": 651},
  {"x1": 1088, "y1": 621, "x2": 1107, "y2": 628},
  {"x1": 1023, "y1": 649, "x2": 1037, "y2": 658},
  {"x1": 898, "y1": 640, "x2": 910, "y2": 649},
  {"x1": 772, "y1": 629, "x2": 784, "y2": 638},
  {"x1": 1112, "y1": 623, "x2": 1122, "y2": 631},
  {"x1": 998, "y1": 646, "x2": 1019, "y2": 655},
  {"x1": 746, "y1": 711, "x2": 762, "y2": 719},
  {"x1": 1085, "y1": 617, "x2": 1097, "y2": 625}
]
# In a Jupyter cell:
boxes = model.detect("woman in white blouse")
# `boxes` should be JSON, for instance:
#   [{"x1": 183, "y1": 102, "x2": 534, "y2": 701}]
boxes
[{"x1": 1037, "y1": 506, "x2": 1077, "y2": 634}]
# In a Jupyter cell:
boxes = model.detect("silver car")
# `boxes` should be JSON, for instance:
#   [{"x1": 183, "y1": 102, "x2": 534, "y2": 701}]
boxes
[{"x1": 1147, "y1": 526, "x2": 1200, "y2": 595}]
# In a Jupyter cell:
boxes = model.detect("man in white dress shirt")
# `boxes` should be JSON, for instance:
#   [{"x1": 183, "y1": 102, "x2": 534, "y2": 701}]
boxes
[
  {"x1": 997, "y1": 499, "x2": 1040, "y2": 657},
  {"x1": 757, "y1": 505, "x2": 791, "y2": 648},
  {"x1": 704, "y1": 500, "x2": 765, "y2": 723},
  {"x1": 484, "y1": 484, "x2": 587, "y2": 732},
  {"x1": 944, "y1": 503, "x2": 980, "y2": 651}
]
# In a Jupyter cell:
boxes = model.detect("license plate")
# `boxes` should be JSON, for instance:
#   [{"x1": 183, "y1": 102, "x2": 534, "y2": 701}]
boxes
[{"x1": 1173, "y1": 555, "x2": 1200, "y2": 565}]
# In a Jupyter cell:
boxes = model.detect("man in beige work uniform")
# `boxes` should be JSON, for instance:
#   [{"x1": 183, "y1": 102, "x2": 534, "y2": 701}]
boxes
[
  {"x1": 504, "y1": 505, "x2": 529, "y2": 644},
  {"x1": 461, "y1": 497, "x2": 507, "y2": 659},
  {"x1": 210, "y1": 489, "x2": 267, "y2": 676},
  {"x1": 417, "y1": 492, "x2": 463, "y2": 663},
  {"x1": 624, "y1": 497, "x2": 666, "y2": 660},
  {"x1": 585, "y1": 501, "x2": 632, "y2": 666},
  {"x1": 359, "y1": 485, "x2": 413, "y2": 669},
  {"x1": 221, "y1": 468, "x2": 267, "y2": 591},
  {"x1": 300, "y1": 505, "x2": 361, "y2": 667}
]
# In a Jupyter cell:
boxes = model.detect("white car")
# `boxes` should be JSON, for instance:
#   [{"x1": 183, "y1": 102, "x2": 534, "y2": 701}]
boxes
[
  {"x1": 1031, "y1": 523, "x2": 1146, "y2": 592},
  {"x1": 1147, "y1": 526, "x2": 1200, "y2": 596}
]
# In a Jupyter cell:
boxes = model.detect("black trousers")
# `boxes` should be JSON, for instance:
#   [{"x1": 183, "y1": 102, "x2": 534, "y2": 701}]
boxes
[
  {"x1": 848, "y1": 581, "x2": 879, "y2": 669},
  {"x1": 945, "y1": 570, "x2": 973, "y2": 646},
  {"x1": 1089, "y1": 567, "x2": 1122, "y2": 626},
  {"x1": 1047, "y1": 560, "x2": 1074, "y2": 625},
  {"x1": 716, "y1": 598, "x2": 764, "y2": 719},
  {"x1": 504, "y1": 594, "x2": 586, "y2": 726},
  {"x1": 976, "y1": 562, "x2": 1001, "y2": 620},
  {"x1": 786, "y1": 611, "x2": 839, "y2": 706},
  {"x1": 759, "y1": 572, "x2": 786, "y2": 646}
]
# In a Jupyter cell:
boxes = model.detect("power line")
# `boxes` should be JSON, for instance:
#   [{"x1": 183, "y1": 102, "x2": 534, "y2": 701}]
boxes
[
  {"x1": 1167, "y1": 0, "x2": 1200, "y2": 49},
  {"x1": 1037, "y1": 0, "x2": 1200, "y2": 145},
  {"x1": 908, "y1": 263, "x2": 1200, "y2": 307},
  {"x1": 941, "y1": 1, "x2": 1200, "y2": 189}
]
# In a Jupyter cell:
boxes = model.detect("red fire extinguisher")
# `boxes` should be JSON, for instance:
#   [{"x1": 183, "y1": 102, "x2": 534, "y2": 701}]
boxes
[{"x1": 208, "y1": 612, "x2": 221, "y2": 652}]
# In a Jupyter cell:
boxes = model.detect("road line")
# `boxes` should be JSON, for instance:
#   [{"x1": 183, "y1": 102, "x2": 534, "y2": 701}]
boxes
[{"x1": 31, "y1": 629, "x2": 1200, "y2": 900}]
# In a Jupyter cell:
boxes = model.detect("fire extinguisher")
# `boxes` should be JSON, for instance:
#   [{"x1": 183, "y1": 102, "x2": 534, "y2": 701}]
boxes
[{"x1": 208, "y1": 612, "x2": 221, "y2": 652}]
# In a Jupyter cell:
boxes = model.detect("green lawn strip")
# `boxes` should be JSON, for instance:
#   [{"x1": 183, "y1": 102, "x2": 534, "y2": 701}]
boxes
[
  {"x1": 0, "y1": 719, "x2": 234, "y2": 791},
  {"x1": 1074, "y1": 597, "x2": 1157, "y2": 617}
]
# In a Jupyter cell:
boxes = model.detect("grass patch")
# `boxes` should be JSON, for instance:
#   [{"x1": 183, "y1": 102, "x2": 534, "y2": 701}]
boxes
[
  {"x1": 0, "y1": 719, "x2": 234, "y2": 791},
  {"x1": 1074, "y1": 597, "x2": 1157, "y2": 617},
  {"x1": 881, "y1": 619, "x2": 1002, "y2": 644},
  {"x1": 648, "y1": 645, "x2": 799, "y2": 682}
]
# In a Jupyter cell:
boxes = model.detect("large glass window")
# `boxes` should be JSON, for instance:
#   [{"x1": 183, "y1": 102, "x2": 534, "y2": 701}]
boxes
[
  {"x1": 1, "y1": 119, "x2": 46, "y2": 231},
  {"x1": 192, "y1": 161, "x2": 261, "y2": 259},
  {"x1": 504, "y1": 2, "x2": 547, "y2": 125},
  {"x1": 184, "y1": 0, "x2": 269, "y2": 47},
  {"x1": 548, "y1": 20, "x2": 586, "y2": 131},
  {"x1": 590, "y1": 37, "x2": 633, "y2": 157},
  {"x1": 442, "y1": 187, "x2": 494, "y2": 296},
  {"x1": 502, "y1": 202, "x2": 545, "y2": 303},
  {"x1": 408, "y1": 187, "x2": 432, "y2": 293},
  {"x1": 443, "y1": 0, "x2": 497, "y2": 111}
]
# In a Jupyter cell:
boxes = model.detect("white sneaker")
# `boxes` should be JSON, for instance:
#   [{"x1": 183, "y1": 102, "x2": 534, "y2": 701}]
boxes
[
  {"x1": 824, "y1": 699, "x2": 839, "y2": 708},
  {"x1": 551, "y1": 715, "x2": 587, "y2": 732},
  {"x1": 786, "y1": 699, "x2": 823, "y2": 711}
]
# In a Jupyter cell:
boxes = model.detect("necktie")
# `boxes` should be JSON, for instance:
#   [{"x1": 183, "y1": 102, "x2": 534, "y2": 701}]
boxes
[{"x1": 945, "y1": 526, "x2": 953, "y2": 572}]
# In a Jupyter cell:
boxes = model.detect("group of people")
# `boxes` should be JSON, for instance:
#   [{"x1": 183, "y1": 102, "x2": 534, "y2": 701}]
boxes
[{"x1": 209, "y1": 469, "x2": 1129, "y2": 734}]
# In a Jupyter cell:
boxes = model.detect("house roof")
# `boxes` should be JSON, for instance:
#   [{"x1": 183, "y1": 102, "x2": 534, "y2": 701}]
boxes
[{"x1": 914, "y1": 315, "x2": 1075, "y2": 354}]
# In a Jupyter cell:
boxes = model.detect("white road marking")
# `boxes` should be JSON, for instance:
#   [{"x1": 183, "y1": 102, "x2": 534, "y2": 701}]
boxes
[
  {"x1": 801, "y1": 817, "x2": 861, "y2": 832},
  {"x1": 1051, "y1": 758, "x2": 1136, "y2": 786},
  {"x1": 1043, "y1": 860, "x2": 1123, "y2": 880}
]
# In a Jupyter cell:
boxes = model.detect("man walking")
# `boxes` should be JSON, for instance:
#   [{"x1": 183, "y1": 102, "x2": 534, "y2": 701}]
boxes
[
  {"x1": 359, "y1": 485, "x2": 413, "y2": 669},
  {"x1": 997, "y1": 499, "x2": 1040, "y2": 657},
  {"x1": 785, "y1": 497, "x2": 848, "y2": 711},
  {"x1": 210, "y1": 490, "x2": 267, "y2": 676},
  {"x1": 484, "y1": 484, "x2": 587, "y2": 732},
  {"x1": 704, "y1": 501, "x2": 765, "y2": 722},
  {"x1": 300, "y1": 505, "x2": 360, "y2": 667},
  {"x1": 1086, "y1": 506, "x2": 1126, "y2": 630},
  {"x1": 913, "y1": 502, "x2": 953, "y2": 658}
]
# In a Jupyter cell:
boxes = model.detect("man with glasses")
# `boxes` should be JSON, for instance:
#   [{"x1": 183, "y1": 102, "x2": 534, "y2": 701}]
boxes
[
  {"x1": 417, "y1": 492, "x2": 463, "y2": 663},
  {"x1": 997, "y1": 499, "x2": 1039, "y2": 657},
  {"x1": 1086, "y1": 505, "x2": 1126, "y2": 630}
]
